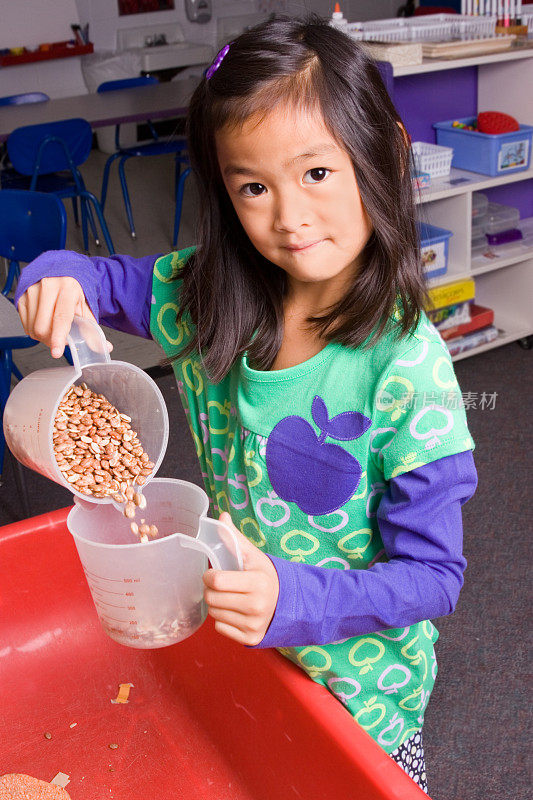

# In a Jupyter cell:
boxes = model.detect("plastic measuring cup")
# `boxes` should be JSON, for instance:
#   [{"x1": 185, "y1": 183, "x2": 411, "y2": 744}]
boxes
[
  {"x1": 68, "y1": 478, "x2": 242, "y2": 649},
  {"x1": 3, "y1": 315, "x2": 168, "y2": 500},
  {"x1": 4, "y1": 315, "x2": 243, "y2": 648}
]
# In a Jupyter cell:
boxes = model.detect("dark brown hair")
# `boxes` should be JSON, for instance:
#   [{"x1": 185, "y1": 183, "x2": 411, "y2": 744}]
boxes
[{"x1": 170, "y1": 12, "x2": 429, "y2": 382}]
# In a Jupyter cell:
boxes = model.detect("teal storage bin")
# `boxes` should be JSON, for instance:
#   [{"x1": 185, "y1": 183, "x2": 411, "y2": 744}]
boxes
[
  {"x1": 433, "y1": 117, "x2": 533, "y2": 177},
  {"x1": 418, "y1": 221, "x2": 452, "y2": 280}
]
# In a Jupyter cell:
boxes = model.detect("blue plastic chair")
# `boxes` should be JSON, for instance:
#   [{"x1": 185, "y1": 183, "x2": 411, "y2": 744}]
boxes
[
  {"x1": 1, "y1": 117, "x2": 115, "y2": 254},
  {"x1": 0, "y1": 292, "x2": 36, "y2": 512},
  {"x1": 0, "y1": 93, "x2": 50, "y2": 172},
  {"x1": 97, "y1": 76, "x2": 189, "y2": 241},
  {"x1": 0, "y1": 190, "x2": 67, "y2": 512},
  {"x1": 0, "y1": 189, "x2": 67, "y2": 296},
  {"x1": 0, "y1": 92, "x2": 49, "y2": 106}
]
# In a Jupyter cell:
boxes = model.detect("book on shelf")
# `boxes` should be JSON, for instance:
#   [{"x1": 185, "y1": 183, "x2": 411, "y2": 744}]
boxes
[
  {"x1": 426, "y1": 278, "x2": 476, "y2": 313},
  {"x1": 439, "y1": 304, "x2": 495, "y2": 341},
  {"x1": 446, "y1": 325, "x2": 499, "y2": 357},
  {"x1": 433, "y1": 300, "x2": 472, "y2": 331}
]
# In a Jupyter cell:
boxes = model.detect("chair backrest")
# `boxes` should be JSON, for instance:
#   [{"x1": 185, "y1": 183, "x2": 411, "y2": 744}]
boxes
[
  {"x1": 6, "y1": 118, "x2": 93, "y2": 176},
  {"x1": 97, "y1": 76, "x2": 159, "y2": 93},
  {"x1": 0, "y1": 92, "x2": 50, "y2": 107},
  {"x1": 0, "y1": 190, "x2": 67, "y2": 263}
]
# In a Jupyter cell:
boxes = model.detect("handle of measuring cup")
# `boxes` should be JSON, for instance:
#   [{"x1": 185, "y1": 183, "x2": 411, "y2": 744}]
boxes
[
  {"x1": 67, "y1": 315, "x2": 111, "y2": 372},
  {"x1": 182, "y1": 517, "x2": 243, "y2": 571}
]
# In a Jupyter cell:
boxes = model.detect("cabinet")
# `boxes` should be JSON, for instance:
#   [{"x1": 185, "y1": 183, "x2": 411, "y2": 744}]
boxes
[{"x1": 386, "y1": 46, "x2": 533, "y2": 361}]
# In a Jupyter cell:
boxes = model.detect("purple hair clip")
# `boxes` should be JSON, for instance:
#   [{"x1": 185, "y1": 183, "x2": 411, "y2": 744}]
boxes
[{"x1": 205, "y1": 42, "x2": 231, "y2": 81}]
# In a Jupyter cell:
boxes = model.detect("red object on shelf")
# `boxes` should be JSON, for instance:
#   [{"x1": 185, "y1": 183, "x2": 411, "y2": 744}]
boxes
[
  {"x1": 477, "y1": 111, "x2": 520, "y2": 135},
  {"x1": 440, "y1": 304, "x2": 495, "y2": 341},
  {"x1": 0, "y1": 41, "x2": 93, "y2": 67},
  {"x1": 0, "y1": 507, "x2": 430, "y2": 800}
]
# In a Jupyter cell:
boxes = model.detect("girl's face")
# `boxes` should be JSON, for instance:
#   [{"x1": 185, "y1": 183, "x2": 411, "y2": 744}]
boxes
[{"x1": 215, "y1": 102, "x2": 373, "y2": 304}]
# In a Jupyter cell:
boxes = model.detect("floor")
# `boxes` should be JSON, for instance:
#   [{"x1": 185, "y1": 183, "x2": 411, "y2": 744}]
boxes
[{"x1": 5, "y1": 145, "x2": 200, "y2": 375}]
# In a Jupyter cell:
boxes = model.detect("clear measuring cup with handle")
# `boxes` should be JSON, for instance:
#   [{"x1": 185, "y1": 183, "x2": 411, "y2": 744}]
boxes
[
  {"x1": 3, "y1": 315, "x2": 243, "y2": 648},
  {"x1": 3, "y1": 314, "x2": 168, "y2": 497},
  {"x1": 68, "y1": 478, "x2": 242, "y2": 649}
]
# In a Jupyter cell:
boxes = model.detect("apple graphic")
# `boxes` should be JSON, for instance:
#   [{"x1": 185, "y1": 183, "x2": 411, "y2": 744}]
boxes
[{"x1": 265, "y1": 395, "x2": 372, "y2": 516}]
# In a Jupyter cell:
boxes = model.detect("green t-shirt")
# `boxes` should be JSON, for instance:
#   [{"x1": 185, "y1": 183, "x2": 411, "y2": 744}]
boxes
[{"x1": 150, "y1": 248, "x2": 475, "y2": 754}]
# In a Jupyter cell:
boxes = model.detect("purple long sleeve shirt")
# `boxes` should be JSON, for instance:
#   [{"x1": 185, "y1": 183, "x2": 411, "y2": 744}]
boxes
[{"x1": 15, "y1": 251, "x2": 478, "y2": 648}]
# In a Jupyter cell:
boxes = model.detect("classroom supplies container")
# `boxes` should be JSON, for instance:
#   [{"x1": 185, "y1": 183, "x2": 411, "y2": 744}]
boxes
[
  {"x1": 472, "y1": 214, "x2": 487, "y2": 254},
  {"x1": 484, "y1": 202, "x2": 520, "y2": 235},
  {"x1": 433, "y1": 117, "x2": 533, "y2": 176},
  {"x1": 412, "y1": 168, "x2": 431, "y2": 189},
  {"x1": 346, "y1": 16, "x2": 454, "y2": 42},
  {"x1": 1, "y1": 508, "x2": 430, "y2": 800},
  {"x1": 418, "y1": 221, "x2": 453, "y2": 280},
  {"x1": 518, "y1": 216, "x2": 533, "y2": 243},
  {"x1": 411, "y1": 141, "x2": 454, "y2": 178},
  {"x1": 346, "y1": 13, "x2": 496, "y2": 42},
  {"x1": 472, "y1": 192, "x2": 489, "y2": 219},
  {"x1": 471, "y1": 217, "x2": 486, "y2": 240}
]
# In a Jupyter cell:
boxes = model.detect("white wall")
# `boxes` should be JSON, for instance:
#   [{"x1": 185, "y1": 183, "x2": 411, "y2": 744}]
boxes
[
  {"x1": 0, "y1": 0, "x2": 84, "y2": 98},
  {"x1": 74, "y1": 0, "x2": 260, "y2": 52},
  {"x1": 0, "y1": 0, "x2": 79, "y2": 50}
]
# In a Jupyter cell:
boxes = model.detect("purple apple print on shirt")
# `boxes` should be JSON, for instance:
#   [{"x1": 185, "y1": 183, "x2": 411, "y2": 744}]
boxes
[{"x1": 265, "y1": 396, "x2": 372, "y2": 516}]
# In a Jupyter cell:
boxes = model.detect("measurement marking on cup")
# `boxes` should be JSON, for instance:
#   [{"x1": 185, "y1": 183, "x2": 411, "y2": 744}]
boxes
[
  {"x1": 93, "y1": 596, "x2": 135, "y2": 612},
  {"x1": 83, "y1": 569, "x2": 125, "y2": 582},
  {"x1": 91, "y1": 585, "x2": 130, "y2": 598}
]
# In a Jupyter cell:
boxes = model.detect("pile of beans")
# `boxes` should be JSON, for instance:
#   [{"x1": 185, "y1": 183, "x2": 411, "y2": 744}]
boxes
[{"x1": 53, "y1": 383, "x2": 158, "y2": 541}]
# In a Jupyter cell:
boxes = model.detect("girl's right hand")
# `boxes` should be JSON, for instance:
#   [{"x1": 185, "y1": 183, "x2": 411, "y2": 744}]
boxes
[{"x1": 17, "y1": 276, "x2": 109, "y2": 359}]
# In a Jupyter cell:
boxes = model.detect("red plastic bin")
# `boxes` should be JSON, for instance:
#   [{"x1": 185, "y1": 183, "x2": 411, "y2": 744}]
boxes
[{"x1": 0, "y1": 508, "x2": 430, "y2": 799}]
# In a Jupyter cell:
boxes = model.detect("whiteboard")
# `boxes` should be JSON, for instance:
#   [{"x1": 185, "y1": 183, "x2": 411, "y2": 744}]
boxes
[{"x1": 0, "y1": 0, "x2": 80, "y2": 50}]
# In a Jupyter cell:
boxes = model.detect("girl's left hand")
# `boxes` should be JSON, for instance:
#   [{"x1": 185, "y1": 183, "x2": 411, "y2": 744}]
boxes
[{"x1": 202, "y1": 512, "x2": 279, "y2": 646}]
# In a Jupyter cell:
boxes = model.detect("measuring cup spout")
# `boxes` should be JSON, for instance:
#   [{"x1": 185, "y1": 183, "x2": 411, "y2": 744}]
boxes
[
  {"x1": 67, "y1": 315, "x2": 111, "y2": 372},
  {"x1": 181, "y1": 517, "x2": 243, "y2": 571}
]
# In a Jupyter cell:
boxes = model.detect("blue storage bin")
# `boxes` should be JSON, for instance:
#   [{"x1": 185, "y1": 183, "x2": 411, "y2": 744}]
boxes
[
  {"x1": 433, "y1": 117, "x2": 533, "y2": 177},
  {"x1": 418, "y1": 221, "x2": 452, "y2": 280}
]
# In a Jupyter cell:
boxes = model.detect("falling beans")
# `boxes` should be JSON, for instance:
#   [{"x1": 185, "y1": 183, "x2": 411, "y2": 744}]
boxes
[
  {"x1": 53, "y1": 382, "x2": 158, "y2": 541},
  {"x1": 133, "y1": 492, "x2": 146, "y2": 510}
]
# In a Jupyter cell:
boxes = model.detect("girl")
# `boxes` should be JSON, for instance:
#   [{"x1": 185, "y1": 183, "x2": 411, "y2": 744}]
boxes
[{"x1": 15, "y1": 14, "x2": 477, "y2": 793}]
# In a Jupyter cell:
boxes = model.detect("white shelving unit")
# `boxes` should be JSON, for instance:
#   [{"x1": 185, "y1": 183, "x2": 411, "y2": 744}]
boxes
[
  {"x1": 393, "y1": 39, "x2": 533, "y2": 77},
  {"x1": 410, "y1": 47, "x2": 533, "y2": 361}
]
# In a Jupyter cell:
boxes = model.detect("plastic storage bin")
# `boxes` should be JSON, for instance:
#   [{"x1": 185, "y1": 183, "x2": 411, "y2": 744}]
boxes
[
  {"x1": 484, "y1": 202, "x2": 520, "y2": 234},
  {"x1": 418, "y1": 221, "x2": 452, "y2": 279},
  {"x1": 1, "y1": 508, "x2": 430, "y2": 800},
  {"x1": 484, "y1": 202, "x2": 523, "y2": 245},
  {"x1": 471, "y1": 215, "x2": 487, "y2": 241},
  {"x1": 346, "y1": 13, "x2": 495, "y2": 42},
  {"x1": 411, "y1": 141, "x2": 454, "y2": 178},
  {"x1": 518, "y1": 216, "x2": 533, "y2": 244},
  {"x1": 472, "y1": 192, "x2": 488, "y2": 219},
  {"x1": 433, "y1": 117, "x2": 533, "y2": 177}
]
